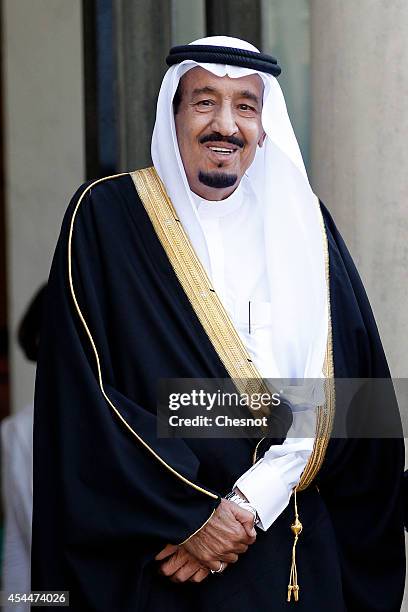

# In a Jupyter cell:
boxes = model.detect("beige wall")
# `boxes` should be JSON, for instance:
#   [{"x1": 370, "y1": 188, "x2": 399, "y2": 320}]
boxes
[
  {"x1": 310, "y1": 0, "x2": 408, "y2": 379},
  {"x1": 171, "y1": 0, "x2": 205, "y2": 45},
  {"x1": 3, "y1": 0, "x2": 85, "y2": 413}
]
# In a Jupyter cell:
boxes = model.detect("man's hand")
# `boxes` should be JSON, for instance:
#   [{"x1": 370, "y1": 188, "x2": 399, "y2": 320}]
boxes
[
  {"x1": 155, "y1": 499, "x2": 257, "y2": 581},
  {"x1": 155, "y1": 544, "x2": 210, "y2": 583}
]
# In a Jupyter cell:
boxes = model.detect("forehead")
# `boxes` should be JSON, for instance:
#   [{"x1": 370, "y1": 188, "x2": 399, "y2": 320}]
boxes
[{"x1": 180, "y1": 66, "x2": 264, "y2": 98}]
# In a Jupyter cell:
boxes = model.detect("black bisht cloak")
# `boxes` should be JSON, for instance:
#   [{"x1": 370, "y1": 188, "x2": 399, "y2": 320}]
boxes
[{"x1": 32, "y1": 173, "x2": 405, "y2": 611}]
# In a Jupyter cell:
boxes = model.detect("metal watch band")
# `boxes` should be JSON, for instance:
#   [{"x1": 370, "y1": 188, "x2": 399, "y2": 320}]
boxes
[{"x1": 224, "y1": 491, "x2": 260, "y2": 526}]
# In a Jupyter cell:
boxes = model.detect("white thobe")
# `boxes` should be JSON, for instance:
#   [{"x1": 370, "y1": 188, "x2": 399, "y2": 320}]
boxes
[{"x1": 191, "y1": 179, "x2": 315, "y2": 530}]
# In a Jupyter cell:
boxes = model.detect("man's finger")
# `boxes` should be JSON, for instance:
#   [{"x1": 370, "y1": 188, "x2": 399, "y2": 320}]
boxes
[
  {"x1": 159, "y1": 549, "x2": 188, "y2": 576},
  {"x1": 155, "y1": 543, "x2": 178, "y2": 561},
  {"x1": 229, "y1": 504, "x2": 257, "y2": 540},
  {"x1": 231, "y1": 542, "x2": 248, "y2": 554},
  {"x1": 241, "y1": 520, "x2": 257, "y2": 541},
  {"x1": 207, "y1": 554, "x2": 237, "y2": 571},
  {"x1": 189, "y1": 568, "x2": 211, "y2": 583},
  {"x1": 170, "y1": 559, "x2": 202, "y2": 583}
]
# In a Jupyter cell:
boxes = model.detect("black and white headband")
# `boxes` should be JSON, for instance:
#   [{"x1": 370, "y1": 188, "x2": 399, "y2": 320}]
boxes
[{"x1": 166, "y1": 44, "x2": 282, "y2": 77}]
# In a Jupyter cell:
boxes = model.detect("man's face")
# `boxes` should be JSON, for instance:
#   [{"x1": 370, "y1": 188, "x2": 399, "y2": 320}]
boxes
[{"x1": 174, "y1": 67, "x2": 265, "y2": 200}]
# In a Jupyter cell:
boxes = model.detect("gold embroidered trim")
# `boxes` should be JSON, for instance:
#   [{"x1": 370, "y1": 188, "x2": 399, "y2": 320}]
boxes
[
  {"x1": 131, "y1": 167, "x2": 273, "y2": 417},
  {"x1": 67, "y1": 173, "x2": 218, "y2": 501},
  {"x1": 252, "y1": 437, "x2": 265, "y2": 464},
  {"x1": 297, "y1": 197, "x2": 335, "y2": 491},
  {"x1": 131, "y1": 168, "x2": 335, "y2": 487}
]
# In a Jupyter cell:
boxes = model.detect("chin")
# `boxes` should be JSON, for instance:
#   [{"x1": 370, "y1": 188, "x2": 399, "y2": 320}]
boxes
[{"x1": 198, "y1": 170, "x2": 238, "y2": 189}]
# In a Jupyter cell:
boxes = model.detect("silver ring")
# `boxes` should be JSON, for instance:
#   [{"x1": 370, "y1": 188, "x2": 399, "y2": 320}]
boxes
[{"x1": 210, "y1": 561, "x2": 225, "y2": 574}]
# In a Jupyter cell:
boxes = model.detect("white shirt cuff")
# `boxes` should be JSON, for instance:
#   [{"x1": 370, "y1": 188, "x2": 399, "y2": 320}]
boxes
[{"x1": 234, "y1": 438, "x2": 314, "y2": 531}]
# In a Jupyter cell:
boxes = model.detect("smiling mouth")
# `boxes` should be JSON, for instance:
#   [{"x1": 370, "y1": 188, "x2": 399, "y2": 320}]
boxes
[
  {"x1": 205, "y1": 144, "x2": 239, "y2": 156},
  {"x1": 208, "y1": 146, "x2": 235, "y2": 155}
]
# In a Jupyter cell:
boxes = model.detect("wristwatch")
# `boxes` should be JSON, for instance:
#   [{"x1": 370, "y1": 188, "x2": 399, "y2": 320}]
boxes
[{"x1": 224, "y1": 490, "x2": 260, "y2": 526}]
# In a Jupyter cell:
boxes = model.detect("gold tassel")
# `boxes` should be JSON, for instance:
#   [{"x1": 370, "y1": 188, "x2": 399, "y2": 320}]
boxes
[{"x1": 287, "y1": 488, "x2": 303, "y2": 602}]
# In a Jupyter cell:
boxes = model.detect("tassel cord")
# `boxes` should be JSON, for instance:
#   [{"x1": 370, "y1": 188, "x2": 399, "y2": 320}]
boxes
[{"x1": 287, "y1": 488, "x2": 302, "y2": 603}]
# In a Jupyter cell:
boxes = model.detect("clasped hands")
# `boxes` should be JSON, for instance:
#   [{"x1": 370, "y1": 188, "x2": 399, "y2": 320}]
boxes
[{"x1": 155, "y1": 498, "x2": 256, "y2": 584}]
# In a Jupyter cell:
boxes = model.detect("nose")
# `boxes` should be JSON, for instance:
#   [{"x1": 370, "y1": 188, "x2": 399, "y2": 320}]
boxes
[{"x1": 210, "y1": 101, "x2": 238, "y2": 136}]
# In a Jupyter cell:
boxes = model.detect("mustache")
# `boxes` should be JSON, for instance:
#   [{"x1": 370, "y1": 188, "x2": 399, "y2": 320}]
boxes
[{"x1": 199, "y1": 133, "x2": 244, "y2": 148}]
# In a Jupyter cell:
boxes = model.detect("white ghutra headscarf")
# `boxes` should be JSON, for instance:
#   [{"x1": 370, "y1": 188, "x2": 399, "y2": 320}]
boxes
[{"x1": 151, "y1": 36, "x2": 328, "y2": 384}]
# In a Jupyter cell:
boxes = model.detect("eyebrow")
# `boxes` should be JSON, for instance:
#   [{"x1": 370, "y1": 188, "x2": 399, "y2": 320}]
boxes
[
  {"x1": 238, "y1": 90, "x2": 260, "y2": 105},
  {"x1": 191, "y1": 86, "x2": 217, "y2": 97},
  {"x1": 191, "y1": 86, "x2": 260, "y2": 105}
]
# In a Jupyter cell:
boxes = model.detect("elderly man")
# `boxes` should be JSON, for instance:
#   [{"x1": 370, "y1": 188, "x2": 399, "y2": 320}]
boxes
[{"x1": 32, "y1": 37, "x2": 404, "y2": 611}]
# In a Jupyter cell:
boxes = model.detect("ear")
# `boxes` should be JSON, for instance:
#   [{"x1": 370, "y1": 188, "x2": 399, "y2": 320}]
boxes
[{"x1": 258, "y1": 131, "x2": 267, "y2": 148}]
